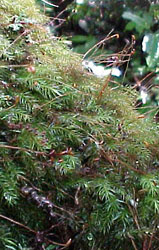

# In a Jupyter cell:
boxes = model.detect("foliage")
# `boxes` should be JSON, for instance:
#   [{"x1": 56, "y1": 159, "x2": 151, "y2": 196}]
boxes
[
  {"x1": 37, "y1": 0, "x2": 159, "y2": 72},
  {"x1": 1, "y1": 0, "x2": 159, "y2": 249},
  {"x1": 39, "y1": 0, "x2": 159, "y2": 118}
]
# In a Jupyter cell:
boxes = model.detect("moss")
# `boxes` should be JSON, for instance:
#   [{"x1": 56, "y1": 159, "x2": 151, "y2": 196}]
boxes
[
  {"x1": 0, "y1": 0, "x2": 47, "y2": 23},
  {"x1": 0, "y1": 0, "x2": 159, "y2": 249}
]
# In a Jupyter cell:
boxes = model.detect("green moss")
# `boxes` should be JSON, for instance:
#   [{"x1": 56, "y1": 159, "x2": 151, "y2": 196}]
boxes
[
  {"x1": 0, "y1": 0, "x2": 159, "y2": 249},
  {"x1": 0, "y1": 0, "x2": 47, "y2": 23}
]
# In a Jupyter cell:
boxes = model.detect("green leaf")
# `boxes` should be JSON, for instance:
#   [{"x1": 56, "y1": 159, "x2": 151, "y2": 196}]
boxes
[
  {"x1": 45, "y1": 245, "x2": 56, "y2": 250},
  {"x1": 122, "y1": 11, "x2": 152, "y2": 33},
  {"x1": 125, "y1": 21, "x2": 136, "y2": 31},
  {"x1": 142, "y1": 33, "x2": 159, "y2": 68},
  {"x1": 71, "y1": 35, "x2": 94, "y2": 43}
]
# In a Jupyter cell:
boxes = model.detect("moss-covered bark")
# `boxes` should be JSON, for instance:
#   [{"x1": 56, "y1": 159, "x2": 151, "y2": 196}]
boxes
[{"x1": 0, "y1": 0, "x2": 159, "y2": 249}]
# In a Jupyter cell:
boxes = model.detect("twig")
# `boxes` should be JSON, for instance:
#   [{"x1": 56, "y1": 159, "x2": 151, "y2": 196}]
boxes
[
  {"x1": 83, "y1": 34, "x2": 119, "y2": 59},
  {"x1": 0, "y1": 64, "x2": 30, "y2": 68},
  {"x1": 0, "y1": 214, "x2": 71, "y2": 247},
  {"x1": 41, "y1": 0, "x2": 58, "y2": 7},
  {"x1": 0, "y1": 214, "x2": 36, "y2": 233},
  {"x1": 0, "y1": 30, "x2": 30, "y2": 58},
  {"x1": 85, "y1": 29, "x2": 114, "y2": 60},
  {"x1": 121, "y1": 37, "x2": 135, "y2": 84},
  {"x1": 0, "y1": 104, "x2": 16, "y2": 112},
  {"x1": 0, "y1": 144, "x2": 47, "y2": 156},
  {"x1": 97, "y1": 74, "x2": 111, "y2": 100},
  {"x1": 127, "y1": 203, "x2": 140, "y2": 231},
  {"x1": 100, "y1": 146, "x2": 146, "y2": 175},
  {"x1": 128, "y1": 233, "x2": 138, "y2": 250},
  {"x1": 115, "y1": 158, "x2": 146, "y2": 175},
  {"x1": 75, "y1": 186, "x2": 80, "y2": 205},
  {"x1": 147, "y1": 223, "x2": 157, "y2": 250},
  {"x1": 18, "y1": 176, "x2": 42, "y2": 192}
]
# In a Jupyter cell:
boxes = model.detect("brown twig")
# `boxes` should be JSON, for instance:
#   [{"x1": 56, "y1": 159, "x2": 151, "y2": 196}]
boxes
[
  {"x1": 115, "y1": 158, "x2": 146, "y2": 175},
  {"x1": 0, "y1": 214, "x2": 71, "y2": 247},
  {"x1": 0, "y1": 144, "x2": 47, "y2": 156},
  {"x1": 0, "y1": 64, "x2": 30, "y2": 68},
  {"x1": 83, "y1": 34, "x2": 119, "y2": 59},
  {"x1": 0, "y1": 214, "x2": 36, "y2": 233},
  {"x1": 97, "y1": 74, "x2": 111, "y2": 100},
  {"x1": 75, "y1": 186, "x2": 80, "y2": 205},
  {"x1": 100, "y1": 146, "x2": 146, "y2": 175},
  {"x1": 0, "y1": 30, "x2": 30, "y2": 58},
  {"x1": 127, "y1": 203, "x2": 140, "y2": 231},
  {"x1": 147, "y1": 223, "x2": 157, "y2": 250},
  {"x1": 133, "y1": 72, "x2": 155, "y2": 90},
  {"x1": 128, "y1": 233, "x2": 138, "y2": 250}
]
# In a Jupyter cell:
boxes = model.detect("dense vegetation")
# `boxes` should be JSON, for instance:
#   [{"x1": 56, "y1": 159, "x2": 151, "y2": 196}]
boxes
[
  {"x1": 1, "y1": 0, "x2": 159, "y2": 249},
  {"x1": 39, "y1": 0, "x2": 159, "y2": 116}
]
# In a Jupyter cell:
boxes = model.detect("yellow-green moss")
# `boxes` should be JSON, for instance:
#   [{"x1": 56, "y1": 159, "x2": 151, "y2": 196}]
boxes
[{"x1": 0, "y1": 0, "x2": 47, "y2": 23}]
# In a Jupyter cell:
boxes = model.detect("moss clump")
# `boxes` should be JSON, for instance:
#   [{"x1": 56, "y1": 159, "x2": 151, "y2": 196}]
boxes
[{"x1": 0, "y1": 0, "x2": 159, "y2": 249}]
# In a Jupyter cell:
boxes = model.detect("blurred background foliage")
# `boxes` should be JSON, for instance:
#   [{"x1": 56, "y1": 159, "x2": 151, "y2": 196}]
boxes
[{"x1": 37, "y1": 0, "x2": 159, "y2": 119}]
